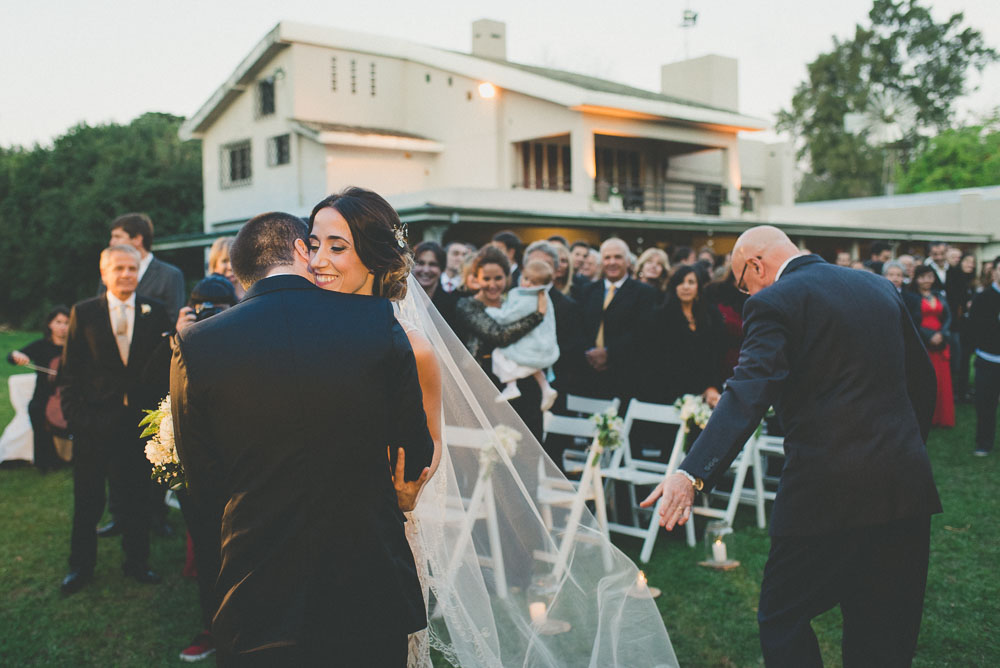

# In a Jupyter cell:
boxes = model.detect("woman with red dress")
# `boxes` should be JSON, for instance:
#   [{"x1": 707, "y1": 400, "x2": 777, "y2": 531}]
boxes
[{"x1": 906, "y1": 264, "x2": 955, "y2": 427}]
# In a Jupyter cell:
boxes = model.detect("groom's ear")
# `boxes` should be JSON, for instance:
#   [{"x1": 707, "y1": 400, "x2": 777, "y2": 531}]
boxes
[{"x1": 293, "y1": 238, "x2": 310, "y2": 263}]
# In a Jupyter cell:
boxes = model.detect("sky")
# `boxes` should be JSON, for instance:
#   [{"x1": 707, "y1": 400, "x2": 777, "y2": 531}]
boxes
[{"x1": 2, "y1": 0, "x2": 999, "y2": 148}]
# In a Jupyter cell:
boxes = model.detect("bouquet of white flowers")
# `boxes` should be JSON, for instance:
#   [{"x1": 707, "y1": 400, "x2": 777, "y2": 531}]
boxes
[
  {"x1": 140, "y1": 395, "x2": 185, "y2": 490},
  {"x1": 674, "y1": 394, "x2": 713, "y2": 432},
  {"x1": 589, "y1": 407, "x2": 625, "y2": 465}
]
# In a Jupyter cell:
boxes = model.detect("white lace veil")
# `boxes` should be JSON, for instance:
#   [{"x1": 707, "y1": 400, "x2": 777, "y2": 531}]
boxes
[{"x1": 397, "y1": 276, "x2": 678, "y2": 667}]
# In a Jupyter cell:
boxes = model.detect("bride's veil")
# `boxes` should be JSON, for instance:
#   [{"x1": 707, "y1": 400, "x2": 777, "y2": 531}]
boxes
[{"x1": 397, "y1": 276, "x2": 678, "y2": 667}]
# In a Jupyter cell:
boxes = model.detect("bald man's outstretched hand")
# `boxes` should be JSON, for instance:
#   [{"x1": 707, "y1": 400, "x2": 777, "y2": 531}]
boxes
[{"x1": 640, "y1": 473, "x2": 695, "y2": 530}]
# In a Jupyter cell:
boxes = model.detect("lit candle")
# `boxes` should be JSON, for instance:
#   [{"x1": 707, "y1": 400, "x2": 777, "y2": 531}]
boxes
[
  {"x1": 636, "y1": 571, "x2": 649, "y2": 593},
  {"x1": 529, "y1": 602, "x2": 547, "y2": 624},
  {"x1": 712, "y1": 538, "x2": 728, "y2": 563}
]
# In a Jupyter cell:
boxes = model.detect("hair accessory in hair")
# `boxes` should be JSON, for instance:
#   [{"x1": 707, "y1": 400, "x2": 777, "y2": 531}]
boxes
[{"x1": 394, "y1": 222, "x2": 408, "y2": 248}]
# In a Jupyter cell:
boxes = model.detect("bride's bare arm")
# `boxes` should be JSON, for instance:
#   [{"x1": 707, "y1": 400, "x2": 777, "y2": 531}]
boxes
[
  {"x1": 391, "y1": 328, "x2": 442, "y2": 512},
  {"x1": 406, "y1": 329, "x2": 442, "y2": 479}
]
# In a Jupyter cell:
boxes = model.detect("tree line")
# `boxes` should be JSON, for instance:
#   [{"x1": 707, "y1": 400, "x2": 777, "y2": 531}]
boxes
[
  {"x1": 777, "y1": 0, "x2": 998, "y2": 201},
  {"x1": 0, "y1": 113, "x2": 202, "y2": 328}
]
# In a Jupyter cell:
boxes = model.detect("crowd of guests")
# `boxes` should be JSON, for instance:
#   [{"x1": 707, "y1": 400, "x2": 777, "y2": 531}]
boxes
[{"x1": 6, "y1": 215, "x2": 1000, "y2": 662}]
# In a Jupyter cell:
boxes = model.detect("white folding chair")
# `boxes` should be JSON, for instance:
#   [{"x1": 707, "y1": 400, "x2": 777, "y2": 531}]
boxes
[
  {"x1": 542, "y1": 396, "x2": 620, "y2": 474},
  {"x1": 687, "y1": 434, "x2": 765, "y2": 546},
  {"x1": 536, "y1": 434, "x2": 614, "y2": 578},
  {"x1": 752, "y1": 432, "x2": 786, "y2": 504},
  {"x1": 433, "y1": 425, "x2": 509, "y2": 599},
  {"x1": 599, "y1": 399, "x2": 687, "y2": 562}
]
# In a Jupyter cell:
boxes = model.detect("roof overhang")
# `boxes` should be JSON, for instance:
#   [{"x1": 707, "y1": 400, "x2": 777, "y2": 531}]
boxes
[
  {"x1": 180, "y1": 25, "x2": 289, "y2": 140},
  {"x1": 289, "y1": 120, "x2": 443, "y2": 153}
]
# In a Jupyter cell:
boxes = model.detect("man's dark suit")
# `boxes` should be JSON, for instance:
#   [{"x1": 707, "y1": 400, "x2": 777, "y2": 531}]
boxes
[
  {"x1": 100, "y1": 256, "x2": 185, "y2": 321},
  {"x1": 60, "y1": 294, "x2": 171, "y2": 575},
  {"x1": 170, "y1": 275, "x2": 434, "y2": 665},
  {"x1": 99, "y1": 255, "x2": 184, "y2": 528},
  {"x1": 579, "y1": 277, "x2": 657, "y2": 401},
  {"x1": 549, "y1": 287, "x2": 585, "y2": 395},
  {"x1": 680, "y1": 255, "x2": 941, "y2": 666}
]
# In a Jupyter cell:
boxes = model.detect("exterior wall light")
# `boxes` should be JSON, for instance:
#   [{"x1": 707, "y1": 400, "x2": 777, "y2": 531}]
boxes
[{"x1": 478, "y1": 82, "x2": 497, "y2": 98}]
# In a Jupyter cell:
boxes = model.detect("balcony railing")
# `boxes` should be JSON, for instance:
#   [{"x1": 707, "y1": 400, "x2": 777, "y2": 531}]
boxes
[{"x1": 594, "y1": 180, "x2": 725, "y2": 215}]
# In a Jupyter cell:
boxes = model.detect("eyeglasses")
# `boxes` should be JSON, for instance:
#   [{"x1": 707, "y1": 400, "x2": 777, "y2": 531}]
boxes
[{"x1": 737, "y1": 256, "x2": 762, "y2": 294}]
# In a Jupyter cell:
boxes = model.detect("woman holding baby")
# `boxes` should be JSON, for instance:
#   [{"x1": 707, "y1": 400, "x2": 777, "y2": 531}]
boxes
[{"x1": 455, "y1": 245, "x2": 553, "y2": 439}]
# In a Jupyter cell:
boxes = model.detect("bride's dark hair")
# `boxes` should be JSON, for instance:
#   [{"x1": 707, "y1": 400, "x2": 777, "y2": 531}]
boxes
[{"x1": 308, "y1": 187, "x2": 413, "y2": 301}]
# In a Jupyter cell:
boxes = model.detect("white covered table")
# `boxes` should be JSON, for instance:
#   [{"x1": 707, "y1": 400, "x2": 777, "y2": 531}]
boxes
[{"x1": 0, "y1": 374, "x2": 36, "y2": 463}]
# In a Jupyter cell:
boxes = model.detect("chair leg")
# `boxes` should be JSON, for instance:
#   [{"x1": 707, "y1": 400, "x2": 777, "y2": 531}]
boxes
[
  {"x1": 685, "y1": 511, "x2": 697, "y2": 547},
  {"x1": 639, "y1": 498, "x2": 662, "y2": 563},
  {"x1": 724, "y1": 456, "x2": 750, "y2": 526},
  {"x1": 628, "y1": 483, "x2": 640, "y2": 527},
  {"x1": 752, "y1": 443, "x2": 767, "y2": 529},
  {"x1": 484, "y1": 481, "x2": 507, "y2": 599},
  {"x1": 591, "y1": 469, "x2": 614, "y2": 572}
]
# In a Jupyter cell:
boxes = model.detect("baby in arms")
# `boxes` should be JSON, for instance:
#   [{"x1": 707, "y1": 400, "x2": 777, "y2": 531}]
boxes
[{"x1": 488, "y1": 259, "x2": 560, "y2": 411}]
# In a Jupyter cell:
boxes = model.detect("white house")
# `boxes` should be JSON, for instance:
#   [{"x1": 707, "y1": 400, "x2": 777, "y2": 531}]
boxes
[{"x1": 174, "y1": 19, "x2": 996, "y2": 259}]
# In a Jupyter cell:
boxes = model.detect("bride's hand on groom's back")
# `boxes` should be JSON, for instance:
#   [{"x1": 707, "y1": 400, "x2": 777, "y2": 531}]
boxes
[{"x1": 392, "y1": 447, "x2": 431, "y2": 512}]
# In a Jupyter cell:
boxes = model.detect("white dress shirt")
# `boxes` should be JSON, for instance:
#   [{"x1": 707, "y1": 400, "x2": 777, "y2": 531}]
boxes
[
  {"x1": 138, "y1": 252, "x2": 154, "y2": 282},
  {"x1": 106, "y1": 291, "x2": 136, "y2": 350},
  {"x1": 441, "y1": 273, "x2": 462, "y2": 293},
  {"x1": 774, "y1": 254, "x2": 805, "y2": 283},
  {"x1": 603, "y1": 276, "x2": 627, "y2": 294}
]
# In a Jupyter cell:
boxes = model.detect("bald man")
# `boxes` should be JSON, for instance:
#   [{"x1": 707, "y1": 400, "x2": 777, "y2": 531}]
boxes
[
  {"x1": 578, "y1": 238, "x2": 656, "y2": 403},
  {"x1": 643, "y1": 226, "x2": 941, "y2": 667}
]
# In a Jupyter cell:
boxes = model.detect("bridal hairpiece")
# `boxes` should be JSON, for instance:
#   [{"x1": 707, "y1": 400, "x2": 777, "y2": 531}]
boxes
[{"x1": 393, "y1": 222, "x2": 408, "y2": 248}]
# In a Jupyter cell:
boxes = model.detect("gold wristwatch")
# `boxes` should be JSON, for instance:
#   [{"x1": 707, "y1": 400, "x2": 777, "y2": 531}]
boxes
[{"x1": 677, "y1": 469, "x2": 704, "y2": 491}]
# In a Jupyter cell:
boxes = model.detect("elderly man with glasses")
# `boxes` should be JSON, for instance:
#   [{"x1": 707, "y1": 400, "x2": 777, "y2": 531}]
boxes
[{"x1": 643, "y1": 225, "x2": 941, "y2": 667}]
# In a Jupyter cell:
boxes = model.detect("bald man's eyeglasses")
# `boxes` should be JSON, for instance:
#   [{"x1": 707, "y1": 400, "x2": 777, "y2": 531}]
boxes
[{"x1": 737, "y1": 256, "x2": 762, "y2": 294}]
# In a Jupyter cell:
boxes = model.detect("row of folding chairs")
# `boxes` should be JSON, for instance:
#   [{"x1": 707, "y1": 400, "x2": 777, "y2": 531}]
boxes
[
  {"x1": 430, "y1": 396, "x2": 785, "y2": 596},
  {"x1": 542, "y1": 395, "x2": 785, "y2": 563}
]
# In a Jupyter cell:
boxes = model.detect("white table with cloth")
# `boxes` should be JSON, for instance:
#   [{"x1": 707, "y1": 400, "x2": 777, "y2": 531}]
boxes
[{"x1": 0, "y1": 373, "x2": 36, "y2": 463}]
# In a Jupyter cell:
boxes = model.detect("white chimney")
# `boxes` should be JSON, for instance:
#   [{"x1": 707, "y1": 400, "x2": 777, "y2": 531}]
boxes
[
  {"x1": 661, "y1": 54, "x2": 739, "y2": 112},
  {"x1": 472, "y1": 19, "x2": 506, "y2": 60}
]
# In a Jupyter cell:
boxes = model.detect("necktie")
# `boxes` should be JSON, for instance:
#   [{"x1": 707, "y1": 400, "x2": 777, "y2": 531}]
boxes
[
  {"x1": 114, "y1": 303, "x2": 130, "y2": 365},
  {"x1": 594, "y1": 284, "x2": 616, "y2": 349}
]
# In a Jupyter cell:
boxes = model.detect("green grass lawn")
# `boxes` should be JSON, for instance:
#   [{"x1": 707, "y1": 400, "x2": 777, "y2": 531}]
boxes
[{"x1": 2, "y1": 330, "x2": 998, "y2": 666}]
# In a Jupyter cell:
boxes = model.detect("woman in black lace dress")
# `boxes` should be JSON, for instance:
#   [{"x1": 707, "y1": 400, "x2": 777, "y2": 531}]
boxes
[{"x1": 455, "y1": 245, "x2": 547, "y2": 438}]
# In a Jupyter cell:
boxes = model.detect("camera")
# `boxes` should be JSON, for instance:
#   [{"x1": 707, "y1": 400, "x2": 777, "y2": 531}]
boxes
[
  {"x1": 187, "y1": 275, "x2": 237, "y2": 323},
  {"x1": 194, "y1": 302, "x2": 227, "y2": 322}
]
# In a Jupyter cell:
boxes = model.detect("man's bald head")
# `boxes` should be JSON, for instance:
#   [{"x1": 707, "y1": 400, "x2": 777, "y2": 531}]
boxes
[{"x1": 731, "y1": 226, "x2": 803, "y2": 295}]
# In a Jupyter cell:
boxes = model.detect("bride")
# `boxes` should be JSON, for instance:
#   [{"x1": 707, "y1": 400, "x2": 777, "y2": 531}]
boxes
[{"x1": 306, "y1": 187, "x2": 678, "y2": 668}]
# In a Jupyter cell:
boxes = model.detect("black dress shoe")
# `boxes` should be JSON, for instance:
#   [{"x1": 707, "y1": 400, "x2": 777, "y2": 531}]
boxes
[
  {"x1": 96, "y1": 520, "x2": 122, "y2": 538},
  {"x1": 60, "y1": 571, "x2": 92, "y2": 596},
  {"x1": 123, "y1": 567, "x2": 162, "y2": 584}
]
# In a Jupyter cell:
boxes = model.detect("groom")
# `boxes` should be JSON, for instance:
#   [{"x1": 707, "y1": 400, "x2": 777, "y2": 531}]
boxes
[{"x1": 170, "y1": 212, "x2": 433, "y2": 666}]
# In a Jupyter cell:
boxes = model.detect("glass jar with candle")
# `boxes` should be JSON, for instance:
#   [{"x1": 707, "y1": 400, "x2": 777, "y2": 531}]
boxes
[{"x1": 705, "y1": 520, "x2": 733, "y2": 564}]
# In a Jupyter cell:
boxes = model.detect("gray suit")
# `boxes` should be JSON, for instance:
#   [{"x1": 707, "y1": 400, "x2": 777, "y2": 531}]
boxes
[{"x1": 99, "y1": 255, "x2": 185, "y2": 322}]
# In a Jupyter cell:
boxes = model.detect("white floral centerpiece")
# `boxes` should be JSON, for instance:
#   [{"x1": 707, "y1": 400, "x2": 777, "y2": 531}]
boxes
[
  {"x1": 480, "y1": 424, "x2": 523, "y2": 478},
  {"x1": 674, "y1": 394, "x2": 713, "y2": 432},
  {"x1": 140, "y1": 395, "x2": 185, "y2": 490},
  {"x1": 589, "y1": 407, "x2": 625, "y2": 465}
]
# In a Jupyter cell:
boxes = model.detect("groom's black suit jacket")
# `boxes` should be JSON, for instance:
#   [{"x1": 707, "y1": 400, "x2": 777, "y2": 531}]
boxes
[
  {"x1": 681, "y1": 255, "x2": 942, "y2": 537},
  {"x1": 170, "y1": 275, "x2": 434, "y2": 659}
]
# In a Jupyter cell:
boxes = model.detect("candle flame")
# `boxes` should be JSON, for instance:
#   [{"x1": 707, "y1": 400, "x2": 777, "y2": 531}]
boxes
[{"x1": 637, "y1": 571, "x2": 647, "y2": 586}]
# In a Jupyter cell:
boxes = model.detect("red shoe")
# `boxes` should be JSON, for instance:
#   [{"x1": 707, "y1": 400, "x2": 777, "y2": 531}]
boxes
[{"x1": 179, "y1": 631, "x2": 215, "y2": 662}]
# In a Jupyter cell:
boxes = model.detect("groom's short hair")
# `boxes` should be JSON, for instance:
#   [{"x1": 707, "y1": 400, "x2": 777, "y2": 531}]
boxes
[{"x1": 231, "y1": 212, "x2": 308, "y2": 288}]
